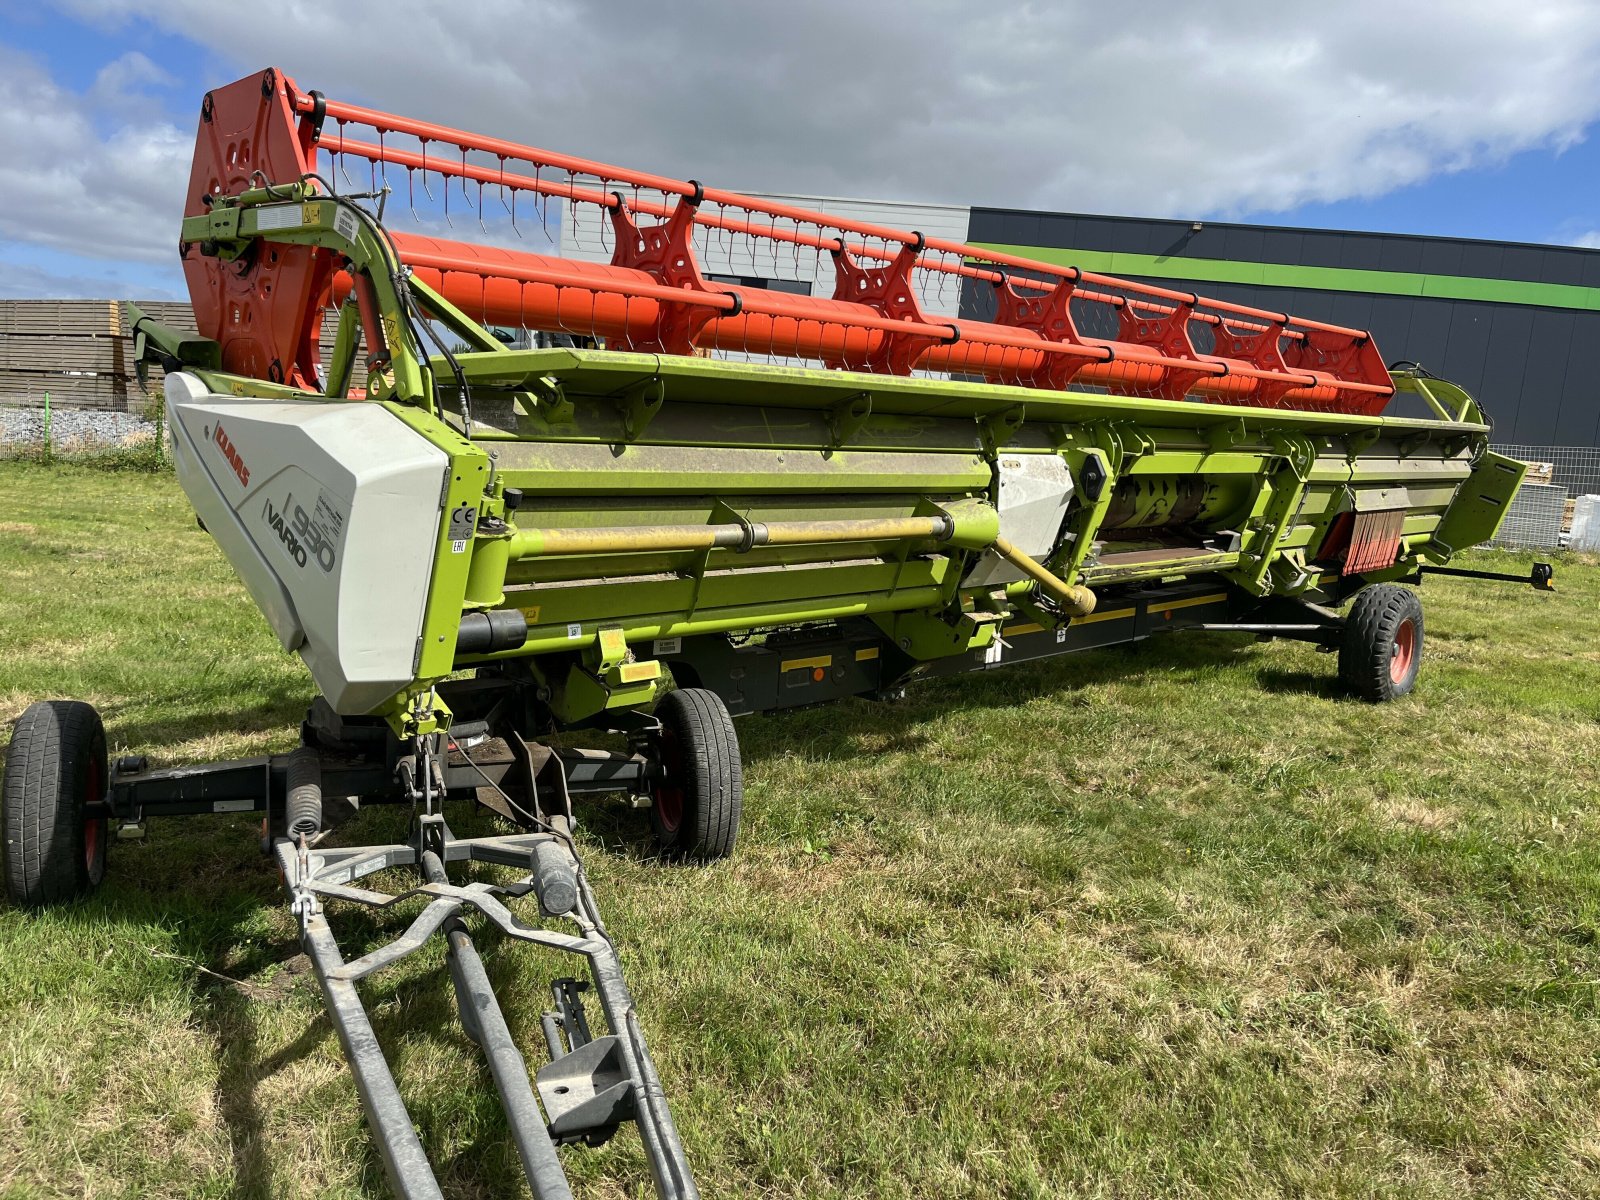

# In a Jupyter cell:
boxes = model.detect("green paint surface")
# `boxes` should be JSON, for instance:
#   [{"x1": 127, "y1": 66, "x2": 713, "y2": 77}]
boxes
[{"x1": 971, "y1": 243, "x2": 1600, "y2": 312}]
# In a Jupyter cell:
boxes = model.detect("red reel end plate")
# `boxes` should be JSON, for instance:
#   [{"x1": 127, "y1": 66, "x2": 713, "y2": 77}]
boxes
[{"x1": 181, "y1": 67, "x2": 333, "y2": 389}]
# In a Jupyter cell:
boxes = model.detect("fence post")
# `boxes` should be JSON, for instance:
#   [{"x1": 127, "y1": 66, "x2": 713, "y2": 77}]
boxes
[{"x1": 42, "y1": 390, "x2": 52, "y2": 464}]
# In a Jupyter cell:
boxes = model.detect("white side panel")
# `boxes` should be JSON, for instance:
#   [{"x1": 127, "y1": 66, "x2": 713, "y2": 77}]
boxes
[
  {"x1": 165, "y1": 374, "x2": 449, "y2": 713},
  {"x1": 963, "y1": 454, "x2": 1075, "y2": 588}
]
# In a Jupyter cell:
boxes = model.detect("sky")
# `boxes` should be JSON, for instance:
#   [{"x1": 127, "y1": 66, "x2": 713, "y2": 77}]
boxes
[{"x1": 4, "y1": 0, "x2": 1600, "y2": 300}]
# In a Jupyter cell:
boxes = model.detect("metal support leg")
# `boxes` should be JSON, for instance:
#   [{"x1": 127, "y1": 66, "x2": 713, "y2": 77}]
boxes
[
  {"x1": 422, "y1": 850, "x2": 575, "y2": 1200},
  {"x1": 299, "y1": 913, "x2": 445, "y2": 1200}
]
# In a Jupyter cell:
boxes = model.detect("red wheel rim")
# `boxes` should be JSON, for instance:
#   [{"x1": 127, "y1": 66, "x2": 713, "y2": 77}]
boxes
[
  {"x1": 1390, "y1": 617, "x2": 1417, "y2": 685},
  {"x1": 653, "y1": 729, "x2": 684, "y2": 834},
  {"x1": 83, "y1": 755, "x2": 104, "y2": 871},
  {"x1": 654, "y1": 784, "x2": 684, "y2": 833}
]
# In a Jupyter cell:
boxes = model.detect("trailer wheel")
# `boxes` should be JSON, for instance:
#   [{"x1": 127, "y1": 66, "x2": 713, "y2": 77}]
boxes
[
  {"x1": 649, "y1": 689, "x2": 741, "y2": 861},
  {"x1": 1339, "y1": 584, "x2": 1424, "y2": 703},
  {"x1": 2, "y1": 700, "x2": 110, "y2": 907}
]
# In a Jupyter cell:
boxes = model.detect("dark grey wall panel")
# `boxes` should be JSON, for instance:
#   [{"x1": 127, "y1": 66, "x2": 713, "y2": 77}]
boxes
[
  {"x1": 1553, "y1": 316, "x2": 1600, "y2": 446},
  {"x1": 1416, "y1": 240, "x2": 1466, "y2": 278},
  {"x1": 1259, "y1": 228, "x2": 1304, "y2": 265},
  {"x1": 1441, "y1": 306, "x2": 1493, "y2": 393},
  {"x1": 1221, "y1": 226, "x2": 1266, "y2": 265},
  {"x1": 1457, "y1": 243, "x2": 1505, "y2": 281},
  {"x1": 1499, "y1": 245, "x2": 1546, "y2": 284},
  {"x1": 1507, "y1": 310, "x2": 1575, "y2": 442},
  {"x1": 1397, "y1": 302, "x2": 1453, "y2": 374},
  {"x1": 1075, "y1": 216, "x2": 1136, "y2": 251},
  {"x1": 1335, "y1": 237, "x2": 1396, "y2": 273},
  {"x1": 1538, "y1": 249, "x2": 1585, "y2": 287},
  {"x1": 1367, "y1": 295, "x2": 1416, "y2": 356},
  {"x1": 1476, "y1": 308, "x2": 1536, "y2": 439},
  {"x1": 1324, "y1": 292, "x2": 1377, "y2": 332}
]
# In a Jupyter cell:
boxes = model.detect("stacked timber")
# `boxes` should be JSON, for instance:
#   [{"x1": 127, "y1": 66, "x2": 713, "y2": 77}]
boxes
[
  {"x1": 0, "y1": 300, "x2": 358, "y2": 410},
  {"x1": 0, "y1": 301, "x2": 140, "y2": 410}
]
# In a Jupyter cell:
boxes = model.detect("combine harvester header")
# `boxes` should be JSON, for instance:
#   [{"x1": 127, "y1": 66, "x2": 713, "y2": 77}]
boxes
[{"x1": 4, "y1": 67, "x2": 1549, "y2": 1199}]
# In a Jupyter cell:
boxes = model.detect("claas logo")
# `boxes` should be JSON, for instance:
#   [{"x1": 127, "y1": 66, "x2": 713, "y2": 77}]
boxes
[{"x1": 213, "y1": 423, "x2": 250, "y2": 487}]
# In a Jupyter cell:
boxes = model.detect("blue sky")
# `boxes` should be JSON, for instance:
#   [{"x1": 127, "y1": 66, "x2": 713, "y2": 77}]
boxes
[
  {"x1": 5, "y1": 1, "x2": 1600, "y2": 300},
  {"x1": 1278, "y1": 145, "x2": 1600, "y2": 251}
]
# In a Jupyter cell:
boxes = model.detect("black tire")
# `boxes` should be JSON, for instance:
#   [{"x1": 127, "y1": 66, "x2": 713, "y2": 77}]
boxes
[
  {"x1": 1339, "y1": 584, "x2": 1424, "y2": 703},
  {"x1": 649, "y1": 688, "x2": 741, "y2": 861},
  {"x1": 2, "y1": 700, "x2": 109, "y2": 906}
]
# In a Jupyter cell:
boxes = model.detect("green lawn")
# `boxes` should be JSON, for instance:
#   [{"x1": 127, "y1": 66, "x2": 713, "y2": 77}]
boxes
[{"x1": 0, "y1": 459, "x2": 1597, "y2": 1199}]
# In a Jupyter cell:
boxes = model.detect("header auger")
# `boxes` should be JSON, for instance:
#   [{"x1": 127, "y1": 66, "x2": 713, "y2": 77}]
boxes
[{"x1": 4, "y1": 66, "x2": 1544, "y2": 1199}]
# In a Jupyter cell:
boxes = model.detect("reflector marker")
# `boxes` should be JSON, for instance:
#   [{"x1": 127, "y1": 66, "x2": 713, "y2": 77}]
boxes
[{"x1": 780, "y1": 654, "x2": 833, "y2": 673}]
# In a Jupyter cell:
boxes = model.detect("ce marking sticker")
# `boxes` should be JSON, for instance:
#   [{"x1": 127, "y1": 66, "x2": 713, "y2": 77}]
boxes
[{"x1": 447, "y1": 503, "x2": 477, "y2": 554}]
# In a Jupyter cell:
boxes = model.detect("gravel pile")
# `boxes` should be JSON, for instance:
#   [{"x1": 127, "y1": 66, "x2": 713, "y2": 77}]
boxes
[{"x1": 0, "y1": 406, "x2": 156, "y2": 447}]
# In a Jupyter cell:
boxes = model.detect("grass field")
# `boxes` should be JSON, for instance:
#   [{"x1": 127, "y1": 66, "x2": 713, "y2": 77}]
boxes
[{"x1": 0, "y1": 459, "x2": 1597, "y2": 1199}]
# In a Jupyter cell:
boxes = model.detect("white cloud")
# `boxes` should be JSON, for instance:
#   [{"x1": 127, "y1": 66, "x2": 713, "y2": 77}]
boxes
[
  {"x1": 0, "y1": 48, "x2": 189, "y2": 266},
  {"x1": 11, "y1": 0, "x2": 1600, "y2": 298},
  {"x1": 86, "y1": 49, "x2": 176, "y2": 120},
  {"x1": 47, "y1": 0, "x2": 1600, "y2": 218},
  {"x1": 1567, "y1": 230, "x2": 1600, "y2": 248}
]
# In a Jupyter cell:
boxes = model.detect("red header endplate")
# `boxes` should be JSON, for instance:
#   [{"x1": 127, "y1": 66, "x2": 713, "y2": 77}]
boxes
[{"x1": 181, "y1": 68, "x2": 335, "y2": 389}]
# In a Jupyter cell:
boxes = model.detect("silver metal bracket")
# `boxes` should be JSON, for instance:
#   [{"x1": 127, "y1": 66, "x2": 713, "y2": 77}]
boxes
[{"x1": 277, "y1": 830, "x2": 699, "y2": 1199}]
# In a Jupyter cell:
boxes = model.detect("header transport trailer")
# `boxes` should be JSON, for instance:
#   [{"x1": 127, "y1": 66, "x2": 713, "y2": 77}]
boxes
[{"x1": 1, "y1": 68, "x2": 1550, "y2": 1199}]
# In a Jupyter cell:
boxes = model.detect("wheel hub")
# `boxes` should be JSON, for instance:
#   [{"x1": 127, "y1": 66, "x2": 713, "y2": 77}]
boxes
[{"x1": 1390, "y1": 617, "x2": 1417, "y2": 685}]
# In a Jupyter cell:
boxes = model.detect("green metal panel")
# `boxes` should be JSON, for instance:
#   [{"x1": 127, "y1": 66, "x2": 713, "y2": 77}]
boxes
[
  {"x1": 453, "y1": 347, "x2": 1489, "y2": 435},
  {"x1": 488, "y1": 440, "x2": 989, "y2": 494},
  {"x1": 493, "y1": 557, "x2": 954, "y2": 637},
  {"x1": 1430, "y1": 452, "x2": 1530, "y2": 555}
]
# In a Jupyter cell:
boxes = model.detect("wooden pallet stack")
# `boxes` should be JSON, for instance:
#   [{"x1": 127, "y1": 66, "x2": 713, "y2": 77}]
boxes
[
  {"x1": 0, "y1": 301, "x2": 142, "y2": 409},
  {"x1": 0, "y1": 300, "x2": 360, "y2": 411}
]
